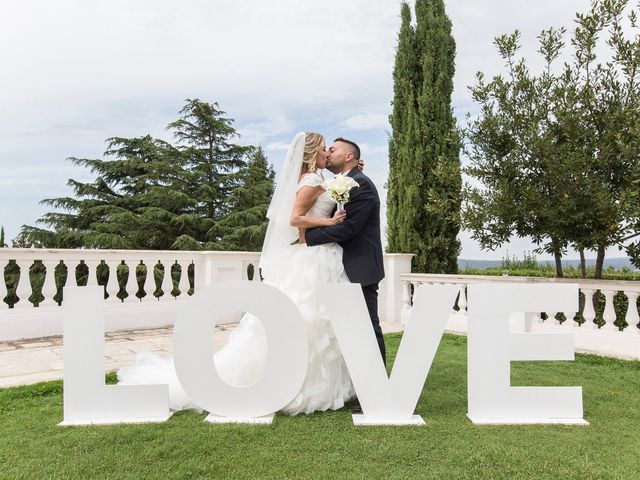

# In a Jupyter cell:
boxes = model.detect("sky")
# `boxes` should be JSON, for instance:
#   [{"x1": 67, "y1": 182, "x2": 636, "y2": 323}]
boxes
[{"x1": 1, "y1": 0, "x2": 622, "y2": 260}]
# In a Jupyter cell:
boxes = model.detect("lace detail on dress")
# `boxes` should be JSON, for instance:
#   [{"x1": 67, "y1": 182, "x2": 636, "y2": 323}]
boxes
[
  {"x1": 297, "y1": 172, "x2": 335, "y2": 219},
  {"x1": 296, "y1": 172, "x2": 324, "y2": 190}
]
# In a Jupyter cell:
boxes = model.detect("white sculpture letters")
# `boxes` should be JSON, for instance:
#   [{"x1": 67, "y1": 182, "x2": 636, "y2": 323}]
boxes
[
  {"x1": 61, "y1": 287, "x2": 170, "y2": 425},
  {"x1": 467, "y1": 284, "x2": 587, "y2": 425},
  {"x1": 321, "y1": 283, "x2": 459, "y2": 425},
  {"x1": 61, "y1": 282, "x2": 587, "y2": 427},
  {"x1": 173, "y1": 282, "x2": 308, "y2": 424}
]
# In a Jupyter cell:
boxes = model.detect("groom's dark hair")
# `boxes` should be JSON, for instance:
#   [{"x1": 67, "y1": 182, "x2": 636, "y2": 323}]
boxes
[{"x1": 334, "y1": 137, "x2": 361, "y2": 160}]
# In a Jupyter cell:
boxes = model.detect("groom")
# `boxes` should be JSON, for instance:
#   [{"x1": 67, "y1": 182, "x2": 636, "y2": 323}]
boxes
[{"x1": 305, "y1": 137, "x2": 386, "y2": 365}]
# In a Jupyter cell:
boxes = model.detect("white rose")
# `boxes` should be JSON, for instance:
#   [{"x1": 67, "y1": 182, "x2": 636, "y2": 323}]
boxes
[{"x1": 323, "y1": 174, "x2": 359, "y2": 205}]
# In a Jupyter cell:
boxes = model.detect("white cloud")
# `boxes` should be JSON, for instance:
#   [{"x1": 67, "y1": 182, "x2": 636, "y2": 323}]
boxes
[
  {"x1": 1, "y1": 0, "x2": 610, "y2": 259},
  {"x1": 237, "y1": 115, "x2": 295, "y2": 145},
  {"x1": 265, "y1": 142, "x2": 291, "y2": 152},
  {"x1": 342, "y1": 114, "x2": 389, "y2": 131},
  {"x1": 359, "y1": 143, "x2": 389, "y2": 159},
  {"x1": 0, "y1": 166, "x2": 75, "y2": 189}
]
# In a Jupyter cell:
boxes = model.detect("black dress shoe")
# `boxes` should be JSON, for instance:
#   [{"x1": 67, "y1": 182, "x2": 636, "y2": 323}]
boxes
[{"x1": 346, "y1": 399, "x2": 363, "y2": 414}]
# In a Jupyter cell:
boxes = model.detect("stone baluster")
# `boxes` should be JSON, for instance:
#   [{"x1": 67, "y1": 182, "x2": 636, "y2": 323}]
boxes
[
  {"x1": 0, "y1": 260, "x2": 7, "y2": 310},
  {"x1": 84, "y1": 260, "x2": 101, "y2": 287},
  {"x1": 574, "y1": 290, "x2": 586, "y2": 328},
  {"x1": 256, "y1": 259, "x2": 263, "y2": 282},
  {"x1": 14, "y1": 260, "x2": 34, "y2": 309},
  {"x1": 105, "y1": 261, "x2": 121, "y2": 303},
  {"x1": 569, "y1": 299, "x2": 580, "y2": 326},
  {"x1": 242, "y1": 263, "x2": 250, "y2": 281},
  {"x1": 64, "y1": 261, "x2": 74, "y2": 288},
  {"x1": 142, "y1": 260, "x2": 156, "y2": 301},
  {"x1": 166, "y1": 261, "x2": 174, "y2": 298},
  {"x1": 168, "y1": 260, "x2": 178, "y2": 300},
  {"x1": 187, "y1": 262, "x2": 196, "y2": 293},
  {"x1": 252, "y1": 263, "x2": 261, "y2": 282},
  {"x1": 400, "y1": 280, "x2": 412, "y2": 325},
  {"x1": 155, "y1": 260, "x2": 168, "y2": 301},
  {"x1": 62, "y1": 260, "x2": 78, "y2": 290},
  {"x1": 160, "y1": 259, "x2": 172, "y2": 300},
  {"x1": 246, "y1": 262, "x2": 256, "y2": 282},
  {"x1": 39, "y1": 260, "x2": 60, "y2": 307},
  {"x1": 178, "y1": 261, "x2": 191, "y2": 298},
  {"x1": 551, "y1": 312, "x2": 561, "y2": 326},
  {"x1": 139, "y1": 261, "x2": 151, "y2": 302},
  {"x1": 562, "y1": 311, "x2": 576, "y2": 327},
  {"x1": 581, "y1": 289, "x2": 597, "y2": 329},
  {"x1": 624, "y1": 290, "x2": 640, "y2": 335},
  {"x1": 601, "y1": 290, "x2": 618, "y2": 332},
  {"x1": 125, "y1": 260, "x2": 141, "y2": 302},
  {"x1": 457, "y1": 284, "x2": 467, "y2": 313},
  {"x1": 166, "y1": 258, "x2": 178, "y2": 300}
]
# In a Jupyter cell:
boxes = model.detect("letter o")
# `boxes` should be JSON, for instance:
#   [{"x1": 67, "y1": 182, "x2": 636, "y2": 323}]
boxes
[{"x1": 173, "y1": 281, "x2": 308, "y2": 418}]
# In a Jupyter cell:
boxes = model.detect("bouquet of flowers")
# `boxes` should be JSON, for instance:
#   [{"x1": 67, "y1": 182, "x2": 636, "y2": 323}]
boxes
[{"x1": 324, "y1": 173, "x2": 359, "y2": 211}]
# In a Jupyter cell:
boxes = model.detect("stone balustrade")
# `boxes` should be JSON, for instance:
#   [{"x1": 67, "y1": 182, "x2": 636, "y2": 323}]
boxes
[
  {"x1": 399, "y1": 273, "x2": 640, "y2": 360},
  {"x1": 0, "y1": 248, "x2": 413, "y2": 341}
]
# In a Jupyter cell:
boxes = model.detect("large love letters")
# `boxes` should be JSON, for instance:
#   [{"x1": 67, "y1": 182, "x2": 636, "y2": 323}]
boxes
[
  {"x1": 173, "y1": 282, "x2": 308, "y2": 423},
  {"x1": 60, "y1": 287, "x2": 170, "y2": 426},
  {"x1": 467, "y1": 284, "x2": 587, "y2": 425},
  {"x1": 60, "y1": 282, "x2": 587, "y2": 427}
]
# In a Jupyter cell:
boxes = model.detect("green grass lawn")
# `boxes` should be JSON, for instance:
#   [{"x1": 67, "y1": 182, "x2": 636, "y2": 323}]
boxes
[{"x1": 1, "y1": 333, "x2": 639, "y2": 479}]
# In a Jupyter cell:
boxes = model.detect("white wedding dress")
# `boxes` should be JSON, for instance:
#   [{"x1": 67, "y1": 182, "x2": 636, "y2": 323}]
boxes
[{"x1": 118, "y1": 171, "x2": 355, "y2": 415}]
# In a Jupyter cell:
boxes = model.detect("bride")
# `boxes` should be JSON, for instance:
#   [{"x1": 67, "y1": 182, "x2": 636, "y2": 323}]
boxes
[{"x1": 118, "y1": 132, "x2": 355, "y2": 415}]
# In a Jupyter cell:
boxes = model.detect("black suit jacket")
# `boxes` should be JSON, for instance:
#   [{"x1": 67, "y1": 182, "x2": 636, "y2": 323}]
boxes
[{"x1": 305, "y1": 167, "x2": 385, "y2": 286}]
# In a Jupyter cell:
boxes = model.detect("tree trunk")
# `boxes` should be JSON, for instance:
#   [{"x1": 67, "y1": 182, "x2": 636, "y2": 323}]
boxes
[
  {"x1": 579, "y1": 248, "x2": 587, "y2": 279},
  {"x1": 553, "y1": 243, "x2": 564, "y2": 278},
  {"x1": 594, "y1": 244, "x2": 606, "y2": 279}
]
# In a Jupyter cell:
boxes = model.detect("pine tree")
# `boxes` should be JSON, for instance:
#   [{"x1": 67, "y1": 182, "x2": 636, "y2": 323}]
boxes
[
  {"x1": 387, "y1": 0, "x2": 461, "y2": 273},
  {"x1": 18, "y1": 135, "x2": 192, "y2": 249},
  {"x1": 168, "y1": 99, "x2": 250, "y2": 225},
  {"x1": 18, "y1": 99, "x2": 272, "y2": 252},
  {"x1": 210, "y1": 146, "x2": 275, "y2": 251}
]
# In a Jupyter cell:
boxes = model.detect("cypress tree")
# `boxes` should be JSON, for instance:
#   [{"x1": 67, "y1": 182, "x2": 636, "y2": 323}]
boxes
[
  {"x1": 387, "y1": 2, "x2": 416, "y2": 252},
  {"x1": 387, "y1": 0, "x2": 461, "y2": 273}
]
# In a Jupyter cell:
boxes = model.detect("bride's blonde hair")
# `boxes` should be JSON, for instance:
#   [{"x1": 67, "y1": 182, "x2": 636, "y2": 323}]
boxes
[{"x1": 301, "y1": 132, "x2": 324, "y2": 175}]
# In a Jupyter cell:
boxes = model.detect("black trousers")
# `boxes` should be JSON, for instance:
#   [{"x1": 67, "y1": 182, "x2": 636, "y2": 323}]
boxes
[{"x1": 361, "y1": 283, "x2": 386, "y2": 366}]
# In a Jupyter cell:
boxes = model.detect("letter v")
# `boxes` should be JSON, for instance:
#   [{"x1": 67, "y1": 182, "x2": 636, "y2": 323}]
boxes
[{"x1": 319, "y1": 283, "x2": 459, "y2": 425}]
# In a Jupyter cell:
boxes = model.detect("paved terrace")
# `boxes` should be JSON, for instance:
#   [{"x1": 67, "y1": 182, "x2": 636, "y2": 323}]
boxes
[{"x1": 0, "y1": 322, "x2": 405, "y2": 388}]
